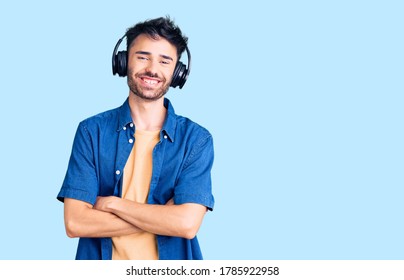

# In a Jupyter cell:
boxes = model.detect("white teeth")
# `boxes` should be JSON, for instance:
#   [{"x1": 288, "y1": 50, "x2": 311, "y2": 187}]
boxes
[{"x1": 144, "y1": 79, "x2": 158, "y2": 85}]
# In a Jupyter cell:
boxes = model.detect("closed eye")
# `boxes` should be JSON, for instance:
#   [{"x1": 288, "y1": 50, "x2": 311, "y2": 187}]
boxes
[{"x1": 134, "y1": 51, "x2": 174, "y2": 65}]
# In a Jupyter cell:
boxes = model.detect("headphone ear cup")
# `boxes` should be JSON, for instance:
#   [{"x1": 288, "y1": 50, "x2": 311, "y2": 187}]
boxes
[
  {"x1": 116, "y1": 51, "x2": 128, "y2": 77},
  {"x1": 170, "y1": 61, "x2": 187, "y2": 88}
]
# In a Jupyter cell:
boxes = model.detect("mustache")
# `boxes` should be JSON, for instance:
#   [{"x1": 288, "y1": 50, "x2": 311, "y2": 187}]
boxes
[{"x1": 137, "y1": 71, "x2": 160, "y2": 79}]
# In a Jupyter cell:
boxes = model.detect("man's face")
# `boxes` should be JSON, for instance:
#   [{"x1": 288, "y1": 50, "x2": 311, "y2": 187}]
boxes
[{"x1": 127, "y1": 34, "x2": 178, "y2": 101}]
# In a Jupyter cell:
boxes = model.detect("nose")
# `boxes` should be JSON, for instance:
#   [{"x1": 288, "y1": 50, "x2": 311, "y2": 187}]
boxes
[{"x1": 145, "y1": 59, "x2": 159, "y2": 75}]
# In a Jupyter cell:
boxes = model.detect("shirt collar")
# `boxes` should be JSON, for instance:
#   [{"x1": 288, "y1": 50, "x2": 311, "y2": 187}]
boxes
[
  {"x1": 117, "y1": 98, "x2": 133, "y2": 132},
  {"x1": 162, "y1": 98, "x2": 176, "y2": 142},
  {"x1": 117, "y1": 97, "x2": 177, "y2": 143}
]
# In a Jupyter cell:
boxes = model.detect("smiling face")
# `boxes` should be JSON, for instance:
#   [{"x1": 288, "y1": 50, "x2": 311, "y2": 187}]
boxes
[{"x1": 127, "y1": 34, "x2": 178, "y2": 102}]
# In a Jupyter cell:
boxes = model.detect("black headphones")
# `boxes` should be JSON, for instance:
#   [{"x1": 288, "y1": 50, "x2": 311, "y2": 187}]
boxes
[{"x1": 112, "y1": 34, "x2": 191, "y2": 89}]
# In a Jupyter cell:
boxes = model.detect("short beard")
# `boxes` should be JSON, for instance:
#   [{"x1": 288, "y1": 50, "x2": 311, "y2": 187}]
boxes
[{"x1": 127, "y1": 69, "x2": 170, "y2": 102}]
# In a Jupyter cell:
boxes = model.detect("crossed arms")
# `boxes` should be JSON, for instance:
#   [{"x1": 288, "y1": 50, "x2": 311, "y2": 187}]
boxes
[{"x1": 64, "y1": 197, "x2": 207, "y2": 240}]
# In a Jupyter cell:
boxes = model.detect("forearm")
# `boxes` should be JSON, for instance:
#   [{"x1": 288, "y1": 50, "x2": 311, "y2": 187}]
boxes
[
  {"x1": 96, "y1": 197, "x2": 206, "y2": 239},
  {"x1": 64, "y1": 198, "x2": 143, "y2": 238}
]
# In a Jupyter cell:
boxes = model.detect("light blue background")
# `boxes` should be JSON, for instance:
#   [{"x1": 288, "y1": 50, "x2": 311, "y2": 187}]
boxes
[{"x1": 0, "y1": 0, "x2": 402, "y2": 260}]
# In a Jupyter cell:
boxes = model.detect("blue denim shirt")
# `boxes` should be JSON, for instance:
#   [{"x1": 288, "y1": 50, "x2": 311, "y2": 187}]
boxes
[{"x1": 57, "y1": 98, "x2": 214, "y2": 260}]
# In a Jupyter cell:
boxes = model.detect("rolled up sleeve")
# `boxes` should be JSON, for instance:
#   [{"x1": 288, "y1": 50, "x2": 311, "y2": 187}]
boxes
[
  {"x1": 174, "y1": 133, "x2": 215, "y2": 211},
  {"x1": 57, "y1": 121, "x2": 99, "y2": 205}
]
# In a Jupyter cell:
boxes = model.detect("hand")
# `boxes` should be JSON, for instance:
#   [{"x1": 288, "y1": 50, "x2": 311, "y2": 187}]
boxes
[
  {"x1": 165, "y1": 198, "x2": 175, "y2": 206},
  {"x1": 94, "y1": 196, "x2": 119, "y2": 212}
]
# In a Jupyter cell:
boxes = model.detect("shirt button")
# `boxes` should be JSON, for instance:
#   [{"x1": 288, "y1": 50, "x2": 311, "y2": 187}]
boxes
[
  {"x1": 129, "y1": 138, "x2": 134, "y2": 144},
  {"x1": 130, "y1": 123, "x2": 134, "y2": 127},
  {"x1": 123, "y1": 126, "x2": 127, "y2": 130},
  {"x1": 115, "y1": 170, "x2": 121, "y2": 175},
  {"x1": 164, "y1": 135, "x2": 168, "y2": 139}
]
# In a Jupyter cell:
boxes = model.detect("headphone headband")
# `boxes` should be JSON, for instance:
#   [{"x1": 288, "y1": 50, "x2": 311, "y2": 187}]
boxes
[{"x1": 112, "y1": 34, "x2": 191, "y2": 89}]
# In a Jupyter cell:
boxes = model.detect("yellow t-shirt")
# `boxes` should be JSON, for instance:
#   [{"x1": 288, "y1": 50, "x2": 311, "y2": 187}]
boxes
[{"x1": 112, "y1": 129, "x2": 160, "y2": 260}]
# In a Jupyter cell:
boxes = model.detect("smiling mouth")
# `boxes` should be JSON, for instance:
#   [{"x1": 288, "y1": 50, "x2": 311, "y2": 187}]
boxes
[{"x1": 141, "y1": 77, "x2": 160, "y2": 86}]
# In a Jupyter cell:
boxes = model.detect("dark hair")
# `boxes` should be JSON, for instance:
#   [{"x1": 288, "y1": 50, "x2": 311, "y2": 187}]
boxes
[{"x1": 125, "y1": 16, "x2": 188, "y2": 60}]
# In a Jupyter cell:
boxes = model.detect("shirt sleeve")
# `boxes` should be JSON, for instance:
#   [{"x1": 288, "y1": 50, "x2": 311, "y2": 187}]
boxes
[
  {"x1": 174, "y1": 133, "x2": 215, "y2": 211},
  {"x1": 57, "y1": 121, "x2": 99, "y2": 205}
]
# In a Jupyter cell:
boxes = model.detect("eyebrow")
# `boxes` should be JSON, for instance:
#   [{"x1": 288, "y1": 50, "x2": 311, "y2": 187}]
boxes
[{"x1": 135, "y1": 51, "x2": 174, "y2": 61}]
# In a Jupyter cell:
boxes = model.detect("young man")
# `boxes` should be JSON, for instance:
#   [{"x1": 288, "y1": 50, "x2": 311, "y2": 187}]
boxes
[{"x1": 57, "y1": 17, "x2": 214, "y2": 260}]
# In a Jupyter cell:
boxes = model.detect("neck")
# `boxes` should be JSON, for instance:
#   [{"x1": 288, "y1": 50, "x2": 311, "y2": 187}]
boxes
[{"x1": 128, "y1": 94, "x2": 166, "y2": 131}]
